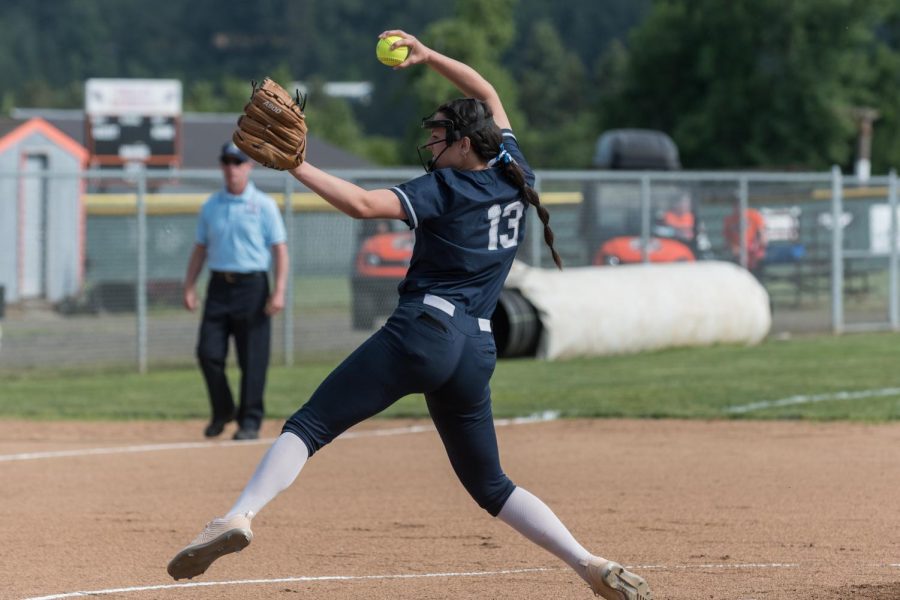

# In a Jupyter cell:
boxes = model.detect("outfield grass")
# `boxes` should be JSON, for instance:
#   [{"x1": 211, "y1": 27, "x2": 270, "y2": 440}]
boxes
[{"x1": 2, "y1": 332, "x2": 899, "y2": 422}]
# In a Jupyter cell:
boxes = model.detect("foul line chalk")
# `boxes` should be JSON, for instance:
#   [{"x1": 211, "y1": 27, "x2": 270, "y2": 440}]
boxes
[
  {"x1": 725, "y1": 387, "x2": 900, "y2": 414},
  {"x1": 21, "y1": 562, "x2": 807, "y2": 600},
  {"x1": 0, "y1": 411, "x2": 560, "y2": 463},
  {"x1": 634, "y1": 562, "x2": 799, "y2": 570},
  {"x1": 21, "y1": 567, "x2": 557, "y2": 600}
]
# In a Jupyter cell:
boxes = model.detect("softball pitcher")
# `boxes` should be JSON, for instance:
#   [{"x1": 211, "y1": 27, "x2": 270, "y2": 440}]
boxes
[{"x1": 168, "y1": 29, "x2": 651, "y2": 600}]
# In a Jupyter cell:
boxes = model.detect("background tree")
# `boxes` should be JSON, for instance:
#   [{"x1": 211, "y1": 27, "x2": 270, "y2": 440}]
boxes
[
  {"x1": 184, "y1": 77, "x2": 250, "y2": 113},
  {"x1": 6, "y1": 0, "x2": 897, "y2": 170},
  {"x1": 301, "y1": 77, "x2": 402, "y2": 164},
  {"x1": 412, "y1": 0, "x2": 520, "y2": 118},
  {"x1": 599, "y1": 0, "x2": 894, "y2": 170},
  {"x1": 0, "y1": 0, "x2": 644, "y2": 166},
  {"x1": 390, "y1": 0, "x2": 523, "y2": 165},
  {"x1": 865, "y1": 6, "x2": 900, "y2": 172},
  {"x1": 515, "y1": 19, "x2": 594, "y2": 168}
]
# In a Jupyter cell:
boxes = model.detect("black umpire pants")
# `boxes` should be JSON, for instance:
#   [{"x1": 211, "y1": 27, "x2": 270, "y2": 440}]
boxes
[{"x1": 197, "y1": 271, "x2": 271, "y2": 431}]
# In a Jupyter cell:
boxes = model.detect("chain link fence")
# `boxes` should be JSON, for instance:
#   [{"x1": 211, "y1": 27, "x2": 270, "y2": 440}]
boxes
[{"x1": 0, "y1": 166, "x2": 897, "y2": 372}]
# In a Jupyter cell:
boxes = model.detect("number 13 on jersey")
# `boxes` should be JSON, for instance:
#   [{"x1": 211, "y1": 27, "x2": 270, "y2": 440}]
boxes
[{"x1": 487, "y1": 201, "x2": 524, "y2": 250}]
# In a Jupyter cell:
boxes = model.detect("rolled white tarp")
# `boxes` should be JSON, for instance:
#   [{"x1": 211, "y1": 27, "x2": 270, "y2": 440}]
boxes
[{"x1": 504, "y1": 260, "x2": 771, "y2": 360}]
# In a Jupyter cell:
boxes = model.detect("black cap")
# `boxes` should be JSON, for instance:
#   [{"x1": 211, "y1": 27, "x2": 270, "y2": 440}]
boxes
[{"x1": 220, "y1": 141, "x2": 249, "y2": 163}]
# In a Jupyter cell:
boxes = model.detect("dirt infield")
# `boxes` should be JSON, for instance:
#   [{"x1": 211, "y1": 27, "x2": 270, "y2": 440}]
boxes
[{"x1": 2, "y1": 418, "x2": 899, "y2": 600}]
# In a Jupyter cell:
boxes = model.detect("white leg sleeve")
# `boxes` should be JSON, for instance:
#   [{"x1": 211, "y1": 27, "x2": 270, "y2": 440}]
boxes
[
  {"x1": 497, "y1": 486, "x2": 594, "y2": 582},
  {"x1": 225, "y1": 432, "x2": 309, "y2": 518}
]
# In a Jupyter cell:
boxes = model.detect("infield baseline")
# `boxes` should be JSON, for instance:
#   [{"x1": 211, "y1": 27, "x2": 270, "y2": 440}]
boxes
[
  {"x1": 725, "y1": 387, "x2": 900, "y2": 414},
  {"x1": 22, "y1": 563, "x2": 807, "y2": 600},
  {"x1": 0, "y1": 411, "x2": 561, "y2": 463}
]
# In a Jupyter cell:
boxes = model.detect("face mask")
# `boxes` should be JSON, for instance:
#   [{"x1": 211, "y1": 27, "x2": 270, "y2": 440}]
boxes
[
  {"x1": 417, "y1": 117, "x2": 457, "y2": 173},
  {"x1": 416, "y1": 107, "x2": 492, "y2": 173}
]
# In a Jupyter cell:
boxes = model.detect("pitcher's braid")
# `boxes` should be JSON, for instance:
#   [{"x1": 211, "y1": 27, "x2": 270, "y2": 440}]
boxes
[
  {"x1": 441, "y1": 97, "x2": 563, "y2": 269},
  {"x1": 523, "y1": 186, "x2": 563, "y2": 270},
  {"x1": 502, "y1": 162, "x2": 563, "y2": 270}
]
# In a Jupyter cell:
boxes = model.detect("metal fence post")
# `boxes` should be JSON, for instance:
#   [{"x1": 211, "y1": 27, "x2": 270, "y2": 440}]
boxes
[
  {"x1": 530, "y1": 173, "x2": 543, "y2": 267},
  {"x1": 283, "y1": 173, "x2": 295, "y2": 366},
  {"x1": 830, "y1": 165, "x2": 844, "y2": 335},
  {"x1": 738, "y1": 177, "x2": 749, "y2": 268},
  {"x1": 640, "y1": 175, "x2": 651, "y2": 263},
  {"x1": 136, "y1": 166, "x2": 148, "y2": 373},
  {"x1": 889, "y1": 169, "x2": 899, "y2": 330}
]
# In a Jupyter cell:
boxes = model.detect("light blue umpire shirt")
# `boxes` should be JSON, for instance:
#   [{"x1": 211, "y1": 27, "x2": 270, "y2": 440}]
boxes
[{"x1": 196, "y1": 181, "x2": 287, "y2": 272}]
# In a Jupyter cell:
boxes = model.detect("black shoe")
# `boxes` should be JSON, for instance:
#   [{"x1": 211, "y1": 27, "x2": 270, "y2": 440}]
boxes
[
  {"x1": 233, "y1": 427, "x2": 259, "y2": 441},
  {"x1": 204, "y1": 415, "x2": 234, "y2": 438}
]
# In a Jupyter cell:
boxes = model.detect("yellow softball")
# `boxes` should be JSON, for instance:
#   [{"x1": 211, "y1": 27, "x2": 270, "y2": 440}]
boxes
[{"x1": 376, "y1": 36, "x2": 409, "y2": 67}]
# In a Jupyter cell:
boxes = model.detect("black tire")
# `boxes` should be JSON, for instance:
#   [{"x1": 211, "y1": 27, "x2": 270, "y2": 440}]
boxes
[{"x1": 491, "y1": 289, "x2": 542, "y2": 358}]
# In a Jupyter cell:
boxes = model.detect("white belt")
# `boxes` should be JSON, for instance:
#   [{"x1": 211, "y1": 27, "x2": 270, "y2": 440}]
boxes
[{"x1": 423, "y1": 294, "x2": 492, "y2": 332}]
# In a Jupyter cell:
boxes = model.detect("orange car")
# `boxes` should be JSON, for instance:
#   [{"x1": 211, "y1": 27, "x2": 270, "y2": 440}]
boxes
[
  {"x1": 351, "y1": 230, "x2": 413, "y2": 329},
  {"x1": 594, "y1": 236, "x2": 695, "y2": 266}
]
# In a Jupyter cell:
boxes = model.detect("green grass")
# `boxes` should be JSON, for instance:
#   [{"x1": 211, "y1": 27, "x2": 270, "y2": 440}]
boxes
[
  {"x1": 294, "y1": 275, "x2": 351, "y2": 311},
  {"x1": 2, "y1": 332, "x2": 899, "y2": 422},
  {"x1": 142, "y1": 275, "x2": 352, "y2": 316}
]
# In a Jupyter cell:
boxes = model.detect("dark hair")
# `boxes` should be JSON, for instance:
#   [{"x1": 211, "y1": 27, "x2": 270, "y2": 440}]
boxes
[{"x1": 436, "y1": 98, "x2": 563, "y2": 270}]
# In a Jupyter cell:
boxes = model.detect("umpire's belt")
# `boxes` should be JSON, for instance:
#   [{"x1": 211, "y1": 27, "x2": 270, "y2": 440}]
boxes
[
  {"x1": 423, "y1": 294, "x2": 492, "y2": 332},
  {"x1": 211, "y1": 271, "x2": 266, "y2": 283}
]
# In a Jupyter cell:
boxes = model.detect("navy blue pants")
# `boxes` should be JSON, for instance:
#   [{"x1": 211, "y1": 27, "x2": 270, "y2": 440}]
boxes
[
  {"x1": 197, "y1": 272, "x2": 271, "y2": 431},
  {"x1": 283, "y1": 299, "x2": 516, "y2": 516}
]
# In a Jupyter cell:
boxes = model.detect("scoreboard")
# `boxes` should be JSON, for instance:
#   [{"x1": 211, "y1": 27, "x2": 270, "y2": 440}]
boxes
[{"x1": 85, "y1": 79, "x2": 182, "y2": 170}]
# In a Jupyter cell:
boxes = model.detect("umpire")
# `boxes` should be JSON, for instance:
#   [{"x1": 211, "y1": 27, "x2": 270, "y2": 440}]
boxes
[{"x1": 183, "y1": 142, "x2": 289, "y2": 440}]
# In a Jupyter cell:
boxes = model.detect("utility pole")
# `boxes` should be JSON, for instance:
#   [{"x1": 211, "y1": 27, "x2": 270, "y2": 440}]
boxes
[{"x1": 851, "y1": 107, "x2": 880, "y2": 184}]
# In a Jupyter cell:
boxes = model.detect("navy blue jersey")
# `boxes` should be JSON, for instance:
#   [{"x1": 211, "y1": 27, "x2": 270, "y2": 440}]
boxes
[{"x1": 391, "y1": 130, "x2": 533, "y2": 317}]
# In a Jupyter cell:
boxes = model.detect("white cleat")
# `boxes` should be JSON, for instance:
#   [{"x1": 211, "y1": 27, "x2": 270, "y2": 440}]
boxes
[
  {"x1": 583, "y1": 558, "x2": 652, "y2": 600},
  {"x1": 167, "y1": 512, "x2": 253, "y2": 580}
]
